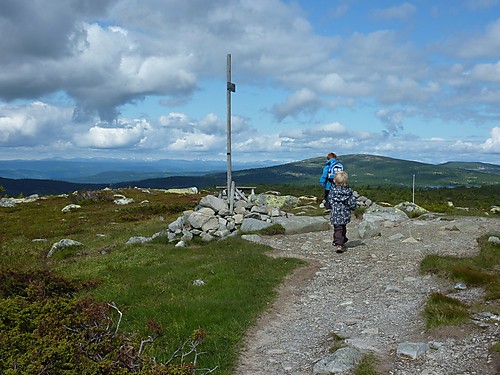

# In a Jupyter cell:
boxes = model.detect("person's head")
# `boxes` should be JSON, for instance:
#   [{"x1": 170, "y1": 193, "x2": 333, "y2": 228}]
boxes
[
  {"x1": 327, "y1": 152, "x2": 337, "y2": 160},
  {"x1": 334, "y1": 171, "x2": 349, "y2": 187}
]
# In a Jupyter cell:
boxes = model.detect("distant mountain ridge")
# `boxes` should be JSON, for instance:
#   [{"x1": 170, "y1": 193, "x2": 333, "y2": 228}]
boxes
[
  {"x1": 0, "y1": 154, "x2": 498, "y2": 197},
  {"x1": 0, "y1": 158, "x2": 276, "y2": 182}
]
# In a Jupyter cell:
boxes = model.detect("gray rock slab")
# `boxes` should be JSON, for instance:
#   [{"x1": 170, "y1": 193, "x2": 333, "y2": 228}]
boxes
[
  {"x1": 397, "y1": 342, "x2": 429, "y2": 359},
  {"x1": 313, "y1": 347, "x2": 361, "y2": 374},
  {"x1": 199, "y1": 195, "x2": 227, "y2": 213},
  {"x1": 271, "y1": 216, "x2": 330, "y2": 234},
  {"x1": 240, "y1": 218, "x2": 273, "y2": 233}
]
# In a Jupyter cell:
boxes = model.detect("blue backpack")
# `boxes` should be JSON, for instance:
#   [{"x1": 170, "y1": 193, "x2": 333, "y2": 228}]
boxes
[{"x1": 327, "y1": 161, "x2": 344, "y2": 182}]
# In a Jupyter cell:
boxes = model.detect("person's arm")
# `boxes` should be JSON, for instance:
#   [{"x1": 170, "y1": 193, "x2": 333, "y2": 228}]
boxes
[
  {"x1": 319, "y1": 166, "x2": 328, "y2": 185},
  {"x1": 348, "y1": 193, "x2": 357, "y2": 210}
]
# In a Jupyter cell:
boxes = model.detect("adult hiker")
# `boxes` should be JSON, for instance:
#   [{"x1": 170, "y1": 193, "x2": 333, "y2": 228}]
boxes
[{"x1": 319, "y1": 152, "x2": 344, "y2": 211}]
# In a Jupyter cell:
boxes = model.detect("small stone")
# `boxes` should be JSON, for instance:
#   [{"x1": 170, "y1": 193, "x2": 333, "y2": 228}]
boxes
[{"x1": 397, "y1": 342, "x2": 429, "y2": 359}]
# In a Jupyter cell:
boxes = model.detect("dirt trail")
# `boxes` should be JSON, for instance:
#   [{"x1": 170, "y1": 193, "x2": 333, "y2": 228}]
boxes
[{"x1": 234, "y1": 215, "x2": 500, "y2": 374}]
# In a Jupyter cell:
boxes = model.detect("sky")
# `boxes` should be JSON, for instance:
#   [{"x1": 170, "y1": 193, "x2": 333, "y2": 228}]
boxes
[{"x1": 1, "y1": 0, "x2": 500, "y2": 166}]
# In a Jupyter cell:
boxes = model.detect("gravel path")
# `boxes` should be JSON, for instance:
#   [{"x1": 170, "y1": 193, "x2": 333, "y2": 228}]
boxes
[{"x1": 234, "y1": 215, "x2": 500, "y2": 374}]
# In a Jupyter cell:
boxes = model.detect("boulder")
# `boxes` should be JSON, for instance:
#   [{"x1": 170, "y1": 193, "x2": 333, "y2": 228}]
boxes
[
  {"x1": 47, "y1": 239, "x2": 84, "y2": 258},
  {"x1": 358, "y1": 220, "x2": 382, "y2": 239},
  {"x1": 168, "y1": 216, "x2": 184, "y2": 232},
  {"x1": 126, "y1": 236, "x2": 152, "y2": 245},
  {"x1": 199, "y1": 195, "x2": 227, "y2": 213},
  {"x1": 114, "y1": 197, "x2": 134, "y2": 205},
  {"x1": 0, "y1": 198, "x2": 17, "y2": 208},
  {"x1": 240, "y1": 218, "x2": 273, "y2": 233},
  {"x1": 165, "y1": 187, "x2": 198, "y2": 194},
  {"x1": 61, "y1": 204, "x2": 81, "y2": 213},
  {"x1": 251, "y1": 194, "x2": 299, "y2": 208},
  {"x1": 395, "y1": 202, "x2": 429, "y2": 216},
  {"x1": 396, "y1": 342, "x2": 429, "y2": 359},
  {"x1": 363, "y1": 203, "x2": 409, "y2": 223},
  {"x1": 187, "y1": 208, "x2": 216, "y2": 229},
  {"x1": 313, "y1": 347, "x2": 361, "y2": 374},
  {"x1": 271, "y1": 216, "x2": 330, "y2": 235}
]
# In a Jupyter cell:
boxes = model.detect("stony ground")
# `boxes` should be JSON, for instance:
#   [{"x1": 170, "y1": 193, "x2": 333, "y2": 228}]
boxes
[{"x1": 234, "y1": 215, "x2": 500, "y2": 374}]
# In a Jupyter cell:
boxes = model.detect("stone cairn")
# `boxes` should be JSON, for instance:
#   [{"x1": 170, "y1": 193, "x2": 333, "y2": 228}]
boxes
[
  {"x1": 159, "y1": 191, "x2": 373, "y2": 246},
  {"x1": 163, "y1": 194, "x2": 291, "y2": 245}
]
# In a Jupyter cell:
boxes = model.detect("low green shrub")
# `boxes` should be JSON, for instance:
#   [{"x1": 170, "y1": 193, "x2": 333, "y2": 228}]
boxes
[{"x1": 0, "y1": 270, "x2": 214, "y2": 374}]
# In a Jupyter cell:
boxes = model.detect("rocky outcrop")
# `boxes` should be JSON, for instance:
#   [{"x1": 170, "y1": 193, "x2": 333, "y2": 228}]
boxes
[
  {"x1": 0, "y1": 194, "x2": 41, "y2": 207},
  {"x1": 357, "y1": 203, "x2": 409, "y2": 239}
]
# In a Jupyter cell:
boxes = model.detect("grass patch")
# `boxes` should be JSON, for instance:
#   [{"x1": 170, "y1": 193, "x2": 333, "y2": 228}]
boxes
[
  {"x1": 0, "y1": 188, "x2": 305, "y2": 373},
  {"x1": 354, "y1": 353, "x2": 379, "y2": 375},
  {"x1": 254, "y1": 223, "x2": 286, "y2": 235},
  {"x1": 423, "y1": 292, "x2": 470, "y2": 328},
  {"x1": 420, "y1": 234, "x2": 500, "y2": 300},
  {"x1": 2, "y1": 185, "x2": 497, "y2": 372},
  {"x1": 56, "y1": 237, "x2": 305, "y2": 373},
  {"x1": 420, "y1": 234, "x2": 499, "y2": 328}
]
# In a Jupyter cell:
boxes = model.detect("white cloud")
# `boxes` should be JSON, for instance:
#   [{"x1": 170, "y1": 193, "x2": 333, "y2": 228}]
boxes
[
  {"x1": 272, "y1": 88, "x2": 319, "y2": 120},
  {"x1": 456, "y1": 19, "x2": 500, "y2": 58},
  {"x1": 373, "y1": 3, "x2": 416, "y2": 20},
  {"x1": 0, "y1": 1, "x2": 499, "y2": 165},
  {"x1": 0, "y1": 102, "x2": 73, "y2": 145},
  {"x1": 75, "y1": 120, "x2": 150, "y2": 148},
  {"x1": 481, "y1": 126, "x2": 500, "y2": 152},
  {"x1": 470, "y1": 61, "x2": 500, "y2": 82},
  {"x1": 168, "y1": 133, "x2": 222, "y2": 151}
]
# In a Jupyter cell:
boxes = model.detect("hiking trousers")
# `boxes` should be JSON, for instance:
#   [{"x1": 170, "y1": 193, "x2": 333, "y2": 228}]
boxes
[{"x1": 333, "y1": 224, "x2": 347, "y2": 246}]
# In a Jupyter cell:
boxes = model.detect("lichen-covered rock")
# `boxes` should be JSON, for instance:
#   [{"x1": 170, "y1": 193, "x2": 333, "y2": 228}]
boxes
[
  {"x1": 165, "y1": 187, "x2": 198, "y2": 194},
  {"x1": 251, "y1": 194, "x2": 299, "y2": 208},
  {"x1": 395, "y1": 202, "x2": 429, "y2": 216}
]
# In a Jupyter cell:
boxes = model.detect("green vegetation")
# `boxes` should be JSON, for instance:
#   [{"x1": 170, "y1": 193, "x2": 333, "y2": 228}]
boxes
[
  {"x1": 420, "y1": 234, "x2": 500, "y2": 328},
  {"x1": 0, "y1": 188, "x2": 304, "y2": 374},
  {"x1": 423, "y1": 292, "x2": 470, "y2": 328},
  {"x1": 355, "y1": 185, "x2": 499, "y2": 214},
  {"x1": 252, "y1": 223, "x2": 286, "y2": 235},
  {"x1": 250, "y1": 184, "x2": 498, "y2": 217},
  {"x1": 421, "y1": 235, "x2": 500, "y2": 300},
  {"x1": 328, "y1": 332, "x2": 346, "y2": 352},
  {"x1": 229, "y1": 154, "x2": 500, "y2": 188},
  {"x1": 1, "y1": 182, "x2": 498, "y2": 372},
  {"x1": 354, "y1": 353, "x2": 379, "y2": 375},
  {"x1": 3, "y1": 154, "x2": 498, "y2": 197}
]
